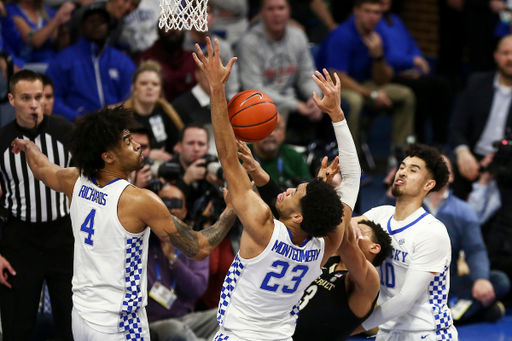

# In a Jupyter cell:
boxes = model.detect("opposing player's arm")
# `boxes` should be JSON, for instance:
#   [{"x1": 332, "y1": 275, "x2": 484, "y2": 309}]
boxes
[
  {"x1": 132, "y1": 187, "x2": 237, "y2": 261},
  {"x1": 11, "y1": 138, "x2": 78, "y2": 199},
  {"x1": 193, "y1": 38, "x2": 274, "y2": 245}
]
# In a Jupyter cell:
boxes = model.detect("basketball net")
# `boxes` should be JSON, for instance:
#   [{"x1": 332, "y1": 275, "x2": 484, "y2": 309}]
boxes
[{"x1": 159, "y1": 0, "x2": 209, "y2": 32}]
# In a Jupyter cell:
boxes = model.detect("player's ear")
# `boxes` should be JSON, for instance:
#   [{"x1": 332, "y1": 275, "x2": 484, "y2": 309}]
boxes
[
  {"x1": 424, "y1": 179, "x2": 436, "y2": 192},
  {"x1": 292, "y1": 213, "x2": 303, "y2": 225},
  {"x1": 101, "y1": 151, "x2": 115, "y2": 164},
  {"x1": 370, "y1": 243, "x2": 381, "y2": 255}
]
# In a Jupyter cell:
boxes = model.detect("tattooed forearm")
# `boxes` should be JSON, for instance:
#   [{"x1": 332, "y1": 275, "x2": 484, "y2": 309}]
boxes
[
  {"x1": 201, "y1": 207, "x2": 237, "y2": 248},
  {"x1": 167, "y1": 216, "x2": 200, "y2": 258}
]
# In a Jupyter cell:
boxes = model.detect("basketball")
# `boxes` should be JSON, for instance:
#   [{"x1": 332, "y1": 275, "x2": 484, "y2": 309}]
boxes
[{"x1": 227, "y1": 90, "x2": 278, "y2": 142}]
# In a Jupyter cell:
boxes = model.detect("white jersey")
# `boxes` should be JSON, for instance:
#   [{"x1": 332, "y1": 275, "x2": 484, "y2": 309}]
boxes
[
  {"x1": 364, "y1": 206, "x2": 453, "y2": 332},
  {"x1": 70, "y1": 176, "x2": 150, "y2": 335},
  {"x1": 217, "y1": 219, "x2": 325, "y2": 340}
]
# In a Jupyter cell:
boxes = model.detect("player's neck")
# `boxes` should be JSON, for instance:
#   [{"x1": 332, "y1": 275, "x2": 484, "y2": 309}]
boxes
[
  {"x1": 394, "y1": 195, "x2": 424, "y2": 221},
  {"x1": 95, "y1": 168, "x2": 129, "y2": 187},
  {"x1": 282, "y1": 220, "x2": 309, "y2": 246}
]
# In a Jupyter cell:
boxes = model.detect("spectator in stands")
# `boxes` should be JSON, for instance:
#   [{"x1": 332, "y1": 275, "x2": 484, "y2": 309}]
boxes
[
  {"x1": 46, "y1": 4, "x2": 135, "y2": 121},
  {"x1": 0, "y1": 0, "x2": 25, "y2": 69},
  {"x1": 380, "y1": 154, "x2": 511, "y2": 323},
  {"x1": 317, "y1": 0, "x2": 415, "y2": 152},
  {"x1": 183, "y1": 4, "x2": 239, "y2": 100},
  {"x1": 136, "y1": 26, "x2": 197, "y2": 102},
  {"x1": 236, "y1": 0, "x2": 334, "y2": 146},
  {"x1": 172, "y1": 60, "x2": 216, "y2": 153},
  {"x1": 378, "y1": 0, "x2": 452, "y2": 145},
  {"x1": 119, "y1": 0, "x2": 160, "y2": 55},
  {"x1": 41, "y1": 74, "x2": 54, "y2": 115},
  {"x1": 147, "y1": 184, "x2": 219, "y2": 340},
  {"x1": 248, "y1": 113, "x2": 312, "y2": 188},
  {"x1": 209, "y1": 0, "x2": 249, "y2": 45},
  {"x1": 173, "y1": 124, "x2": 223, "y2": 211},
  {"x1": 67, "y1": 0, "x2": 140, "y2": 49},
  {"x1": 5, "y1": 0, "x2": 74, "y2": 63},
  {"x1": 123, "y1": 60, "x2": 184, "y2": 159},
  {"x1": 449, "y1": 34, "x2": 512, "y2": 200}
]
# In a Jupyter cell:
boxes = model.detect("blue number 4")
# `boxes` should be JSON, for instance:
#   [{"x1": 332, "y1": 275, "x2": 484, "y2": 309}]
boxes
[
  {"x1": 260, "y1": 260, "x2": 309, "y2": 294},
  {"x1": 81, "y1": 209, "x2": 96, "y2": 246}
]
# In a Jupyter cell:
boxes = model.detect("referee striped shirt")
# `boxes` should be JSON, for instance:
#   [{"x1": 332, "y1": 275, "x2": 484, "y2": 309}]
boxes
[{"x1": 0, "y1": 115, "x2": 73, "y2": 223}]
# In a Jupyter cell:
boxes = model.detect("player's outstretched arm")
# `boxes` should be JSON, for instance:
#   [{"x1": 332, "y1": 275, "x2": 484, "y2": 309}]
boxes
[
  {"x1": 135, "y1": 187, "x2": 237, "y2": 261},
  {"x1": 312, "y1": 69, "x2": 362, "y2": 263},
  {"x1": 11, "y1": 138, "x2": 78, "y2": 199},
  {"x1": 193, "y1": 37, "x2": 274, "y2": 247}
]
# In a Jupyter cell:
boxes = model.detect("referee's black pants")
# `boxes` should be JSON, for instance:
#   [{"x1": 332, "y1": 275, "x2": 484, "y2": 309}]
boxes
[{"x1": 0, "y1": 215, "x2": 74, "y2": 341}]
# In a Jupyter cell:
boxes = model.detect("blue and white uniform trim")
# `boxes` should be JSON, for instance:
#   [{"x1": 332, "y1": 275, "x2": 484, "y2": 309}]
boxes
[
  {"x1": 217, "y1": 255, "x2": 245, "y2": 326},
  {"x1": 429, "y1": 265, "x2": 453, "y2": 340},
  {"x1": 119, "y1": 234, "x2": 146, "y2": 340}
]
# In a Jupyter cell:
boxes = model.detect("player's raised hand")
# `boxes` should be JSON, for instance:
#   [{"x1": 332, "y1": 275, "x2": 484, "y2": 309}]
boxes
[
  {"x1": 312, "y1": 69, "x2": 345, "y2": 122},
  {"x1": 317, "y1": 156, "x2": 340, "y2": 184},
  {"x1": 193, "y1": 37, "x2": 237, "y2": 88}
]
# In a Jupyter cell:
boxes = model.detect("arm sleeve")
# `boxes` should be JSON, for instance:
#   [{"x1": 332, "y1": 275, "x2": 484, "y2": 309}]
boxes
[
  {"x1": 333, "y1": 120, "x2": 361, "y2": 211},
  {"x1": 361, "y1": 268, "x2": 435, "y2": 330},
  {"x1": 172, "y1": 256, "x2": 210, "y2": 300},
  {"x1": 256, "y1": 176, "x2": 281, "y2": 219},
  {"x1": 235, "y1": 38, "x2": 299, "y2": 112}
]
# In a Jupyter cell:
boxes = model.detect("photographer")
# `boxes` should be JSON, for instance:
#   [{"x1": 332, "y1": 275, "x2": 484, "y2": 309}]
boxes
[{"x1": 174, "y1": 123, "x2": 224, "y2": 211}]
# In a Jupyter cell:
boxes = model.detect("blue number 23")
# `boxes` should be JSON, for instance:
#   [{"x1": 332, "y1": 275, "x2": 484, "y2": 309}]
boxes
[{"x1": 260, "y1": 260, "x2": 309, "y2": 294}]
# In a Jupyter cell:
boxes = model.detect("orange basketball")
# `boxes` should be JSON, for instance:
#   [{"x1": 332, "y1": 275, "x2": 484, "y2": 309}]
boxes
[{"x1": 227, "y1": 90, "x2": 278, "y2": 142}]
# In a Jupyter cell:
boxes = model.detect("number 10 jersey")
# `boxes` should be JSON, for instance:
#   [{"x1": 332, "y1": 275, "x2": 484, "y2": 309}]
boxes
[
  {"x1": 70, "y1": 176, "x2": 150, "y2": 335},
  {"x1": 217, "y1": 219, "x2": 325, "y2": 340}
]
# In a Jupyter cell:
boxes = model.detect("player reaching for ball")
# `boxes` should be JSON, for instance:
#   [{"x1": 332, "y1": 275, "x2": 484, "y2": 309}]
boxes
[{"x1": 193, "y1": 38, "x2": 361, "y2": 341}]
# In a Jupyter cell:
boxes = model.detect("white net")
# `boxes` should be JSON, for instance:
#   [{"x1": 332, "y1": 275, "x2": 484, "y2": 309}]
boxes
[{"x1": 159, "y1": 0, "x2": 209, "y2": 32}]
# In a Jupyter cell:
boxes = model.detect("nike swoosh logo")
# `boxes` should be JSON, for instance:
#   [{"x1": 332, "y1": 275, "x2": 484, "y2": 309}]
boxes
[
  {"x1": 421, "y1": 335, "x2": 428, "y2": 339},
  {"x1": 240, "y1": 92, "x2": 263, "y2": 106}
]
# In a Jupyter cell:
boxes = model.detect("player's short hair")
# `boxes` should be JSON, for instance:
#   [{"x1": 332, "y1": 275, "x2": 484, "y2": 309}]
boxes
[
  {"x1": 69, "y1": 105, "x2": 137, "y2": 178},
  {"x1": 405, "y1": 144, "x2": 450, "y2": 192},
  {"x1": 300, "y1": 178, "x2": 344, "y2": 237},
  {"x1": 355, "y1": 0, "x2": 381, "y2": 7},
  {"x1": 359, "y1": 220, "x2": 392, "y2": 267},
  {"x1": 9, "y1": 70, "x2": 42, "y2": 94}
]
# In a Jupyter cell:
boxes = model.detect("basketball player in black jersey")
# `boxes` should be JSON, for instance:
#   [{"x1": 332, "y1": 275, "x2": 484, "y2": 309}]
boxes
[{"x1": 237, "y1": 145, "x2": 392, "y2": 341}]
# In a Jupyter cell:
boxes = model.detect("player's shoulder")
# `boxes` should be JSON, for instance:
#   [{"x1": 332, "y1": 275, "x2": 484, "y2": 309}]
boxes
[{"x1": 364, "y1": 205, "x2": 395, "y2": 220}]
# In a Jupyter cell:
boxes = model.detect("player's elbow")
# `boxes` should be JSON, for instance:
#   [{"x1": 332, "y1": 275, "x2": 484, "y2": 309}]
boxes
[{"x1": 192, "y1": 247, "x2": 211, "y2": 262}]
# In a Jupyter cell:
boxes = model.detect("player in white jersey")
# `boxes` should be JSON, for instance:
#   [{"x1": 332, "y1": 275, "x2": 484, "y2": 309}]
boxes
[
  {"x1": 193, "y1": 38, "x2": 361, "y2": 340},
  {"x1": 11, "y1": 106, "x2": 237, "y2": 340},
  {"x1": 352, "y1": 144, "x2": 458, "y2": 341}
]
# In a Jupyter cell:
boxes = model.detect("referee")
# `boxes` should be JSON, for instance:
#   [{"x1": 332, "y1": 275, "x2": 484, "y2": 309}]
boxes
[{"x1": 0, "y1": 70, "x2": 74, "y2": 340}]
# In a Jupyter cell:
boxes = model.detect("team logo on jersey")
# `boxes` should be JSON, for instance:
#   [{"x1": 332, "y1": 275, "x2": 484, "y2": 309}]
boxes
[
  {"x1": 109, "y1": 68, "x2": 119, "y2": 80},
  {"x1": 399, "y1": 238, "x2": 406, "y2": 245}
]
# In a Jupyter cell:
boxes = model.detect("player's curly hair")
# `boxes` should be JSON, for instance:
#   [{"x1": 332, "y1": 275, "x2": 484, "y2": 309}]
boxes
[
  {"x1": 359, "y1": 220, "x2": 392, "y2": 267},
  {"x1": 68, "y1": 106, "x2": 137, "y2": 178},
  {"x1": 406, "y1": 144, "x2": 450, "y2": 192},
  {"x1": 299, "y1": 178, "x2": 344, "y2": 237}
]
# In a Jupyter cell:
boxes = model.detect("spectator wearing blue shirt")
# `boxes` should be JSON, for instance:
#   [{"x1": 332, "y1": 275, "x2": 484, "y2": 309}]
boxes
[
  {"x1": 0, "y1": 1, "x2": 25, "y2": 68},
  {"x1": 5, "y1": 0, "x2": 74, "y2": 64},
  {"x1": 316, "y1": 0, "x2": 415, "y2": 151},
  {"x1": 46, "y1": 4, "x2": 135, "y2": 121},
  {"x1": 378, "y1": 0, "x2": 452, "y2": 144},
  {"x1": 380, "y1": 155, "x2": 511, "y2": 323}
]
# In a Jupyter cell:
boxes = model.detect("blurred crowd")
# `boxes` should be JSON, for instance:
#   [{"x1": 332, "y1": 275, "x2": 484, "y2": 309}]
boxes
[{"x1": 1, "y1": 0, "x2": 512, "y2": 339}]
